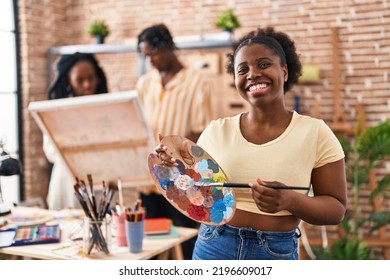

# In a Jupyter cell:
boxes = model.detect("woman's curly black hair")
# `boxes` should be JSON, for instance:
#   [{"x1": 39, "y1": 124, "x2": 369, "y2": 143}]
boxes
[
  {"x1": 226, "y1": 26, "x2": 302, "y2": 94},
  {"x1": 48, "y1": 52, "x2": 108, "y2": 100}
]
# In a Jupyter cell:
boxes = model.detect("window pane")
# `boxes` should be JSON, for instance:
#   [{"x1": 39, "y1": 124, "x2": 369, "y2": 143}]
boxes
[
  {"x1": 0, "y1": 92, "x2": 19, "y2": 203},
  {"x1": 0, "y1": 93, "x2": 18, "y2": 154},
  {"x1": 0, "y1": 0, "x2": 14, "y2": 31},
  {"x1": 0, "y1": 32, "x2": 16, "y2": 92}
]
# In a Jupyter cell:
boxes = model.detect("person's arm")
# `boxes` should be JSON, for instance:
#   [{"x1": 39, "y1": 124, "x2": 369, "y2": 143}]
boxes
[
  {"x1": 42, "y1": 135, "x2": 56, "y2": 163},
  {"x1": 251, "y1": 159, "x2": 347, "y2": 225}
]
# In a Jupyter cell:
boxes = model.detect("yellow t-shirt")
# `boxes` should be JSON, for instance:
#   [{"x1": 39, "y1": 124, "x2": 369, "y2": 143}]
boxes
[{"x1": 197, "y1": 111, "x2": 345, "y2": 216}]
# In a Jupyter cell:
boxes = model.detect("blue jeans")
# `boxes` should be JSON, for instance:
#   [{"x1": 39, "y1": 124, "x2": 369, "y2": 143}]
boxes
[{"x1": 192, "y1": 223, "x2": 300, "y2": 260}]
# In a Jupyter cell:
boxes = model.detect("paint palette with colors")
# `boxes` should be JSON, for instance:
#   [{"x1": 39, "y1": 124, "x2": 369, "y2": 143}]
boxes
[{"x1": 147, "y1": 135, "x2": 236, "y2": 225}]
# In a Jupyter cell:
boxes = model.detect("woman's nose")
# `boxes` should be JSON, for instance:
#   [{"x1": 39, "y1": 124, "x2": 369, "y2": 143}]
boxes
[
  {"x1": 246, "y1": 67, "x2": 260, "y2": 80},
  {"x1": 83, "y1": 79, "x2": 92, "y2": 89}
]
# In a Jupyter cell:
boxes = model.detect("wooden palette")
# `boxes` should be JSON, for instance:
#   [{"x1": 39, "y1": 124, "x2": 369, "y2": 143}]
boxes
[{"x1": 147, "y1": 135, "x2": 236, "y2": 225}]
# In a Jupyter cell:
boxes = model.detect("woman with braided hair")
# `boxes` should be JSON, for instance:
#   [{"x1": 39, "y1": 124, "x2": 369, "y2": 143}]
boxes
[
  {"x1": 45, "y1": 52, "x2": 108, "y2": 209},
  {"x1": 155, "y1": 26, "x2": 347, "y2": 260},
  {"x1": 48, "y1": 52, "x2": 107, "y2": 99}
]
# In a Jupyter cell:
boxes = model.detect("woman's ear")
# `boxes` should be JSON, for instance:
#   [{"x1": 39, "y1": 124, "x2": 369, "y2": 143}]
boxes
[{"x1": 283, "y1": 65, "x2": 288, "y2": 82}]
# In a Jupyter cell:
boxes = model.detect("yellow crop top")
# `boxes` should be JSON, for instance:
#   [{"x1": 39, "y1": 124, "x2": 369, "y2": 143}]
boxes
[{"x1": 197, "y1": 111, "x2": 345, "y2": 216}]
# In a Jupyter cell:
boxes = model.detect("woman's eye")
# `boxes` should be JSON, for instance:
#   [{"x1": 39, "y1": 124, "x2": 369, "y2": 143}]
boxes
[
  {"x1": 236, "y1": 67, "x2": 248, "y2": 75},
  {"x1": 258, "y1": 62, "x2": 271, "y2": 69}
]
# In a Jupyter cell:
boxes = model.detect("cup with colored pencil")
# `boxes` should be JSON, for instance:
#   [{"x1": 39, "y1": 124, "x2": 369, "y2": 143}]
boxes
[{"x1": 124, "y1": 202, "x2": 145, "y2": 253}]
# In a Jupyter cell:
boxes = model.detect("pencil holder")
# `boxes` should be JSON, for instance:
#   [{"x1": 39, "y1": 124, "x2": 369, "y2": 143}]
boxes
[
  {"x1": 112, "y1": 214, "x2": 127, "y2": 246},
  {"x1": 82, "y1": 217, "x2": 111, "y2": 256},
  {"x1": 125, "y1": 220, "x2": 144, "y2": 253}
]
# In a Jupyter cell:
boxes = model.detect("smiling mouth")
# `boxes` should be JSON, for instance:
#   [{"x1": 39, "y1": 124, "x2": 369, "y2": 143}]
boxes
[{"x1": 247, "y1": 83, "x2": 270, "y2": 96}]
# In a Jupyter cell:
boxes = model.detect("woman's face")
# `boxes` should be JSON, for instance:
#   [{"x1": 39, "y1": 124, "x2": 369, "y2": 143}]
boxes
[
  {"x1": 68, "y1": 60, "x2": 98, "y2": 96},
  {"x1": 234, "y1": 43, "x2": 288, "y2": 108}
]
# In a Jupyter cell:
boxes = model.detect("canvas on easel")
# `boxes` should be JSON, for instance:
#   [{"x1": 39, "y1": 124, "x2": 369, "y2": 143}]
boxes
[{"x1": 28, "y1": 91, "x2": 155, "y2": 189}]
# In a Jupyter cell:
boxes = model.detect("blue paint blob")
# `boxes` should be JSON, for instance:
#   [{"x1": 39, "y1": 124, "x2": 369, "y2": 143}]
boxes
[
  {"x1": 223, "y1": 193, "x2": 235, "y2": 207},
  {"x1": 196, "y1": 159, "x2": 208, "y2": 171},
  {"x1": 210, "y1": 200, "x2": 227, "y2": 223},
  {"x1": 159, "y1": 179, "x2": 171, "y2": 190}
]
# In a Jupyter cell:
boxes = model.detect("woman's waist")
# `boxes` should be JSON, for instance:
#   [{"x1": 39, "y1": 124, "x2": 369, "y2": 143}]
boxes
[{"x1": 228, "y1": 209, "x2": 300, "y2": 232}]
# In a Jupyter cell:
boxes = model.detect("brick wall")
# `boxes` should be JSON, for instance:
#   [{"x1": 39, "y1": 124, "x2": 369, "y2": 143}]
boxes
[{"x1": 18, "y1": 0, "x2": 390, "y2": 258}]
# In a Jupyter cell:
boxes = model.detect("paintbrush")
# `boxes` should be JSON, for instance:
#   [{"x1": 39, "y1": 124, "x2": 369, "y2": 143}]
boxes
[
  {"x1": 79, "y1": 180, "x2": 99, "y2": 221},
  {"x1": 97, "y1": 180, "x2": 106, "y2": 220},
  {"x1": 87, "y1": 174, "x2": 97, "y2": 217},
  {"x1": 103, "y1": 182, "x2": 117, "y2": 217},
  {"x1": 74, "y1": 183, "x2": 92, "y2": 219},
  {"x1": 117, "y1": 177, "x2": 124, "y2": 211},
  {"x1": 205, "y1": 182, "x2": 310, "y2": 190}
]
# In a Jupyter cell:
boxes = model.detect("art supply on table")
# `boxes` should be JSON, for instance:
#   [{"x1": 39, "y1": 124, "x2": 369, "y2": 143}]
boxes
[
  {"x1": 124, "y1": 205, "x2": 145, "y2": 253},
  {"x1": 111, "y1": 213, "x2": 127, "y2": 247},
  {"x1": 87, "y1": 174, "x2": 97, "y2": 217},
  {"x1": 14, "y1": 224, "x2": 60, "y2": 246},
  {"x1": 125, "y1": 219, "x2": 144, "y2": 253},
  {"x1": 74, "y1": 174, "x2": 117, "y2": 255},
  {"x1": 145, "y1": 217, "x2": 172, "y2": 235},
  {"x1": 82, "y1": 217, "x2": 111, "y2": 256},
  {"x1": 206, "y1": 182, "x2": 310, "y2": 190},
  {"x1": 117, "y1": 178, "x2": 124, "y2": 211},
  {"x1": 11, "y1": 224, "x2": 60, "y2": 246}
]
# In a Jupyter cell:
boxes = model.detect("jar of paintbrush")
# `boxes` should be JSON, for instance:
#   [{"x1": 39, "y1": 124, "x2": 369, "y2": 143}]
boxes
[
  {"x1": 74, "y1": 175, "x2": 117, "y2": 256},
  {"x1": 82, "y1": 216, "x2": 111, "y2": 256}
]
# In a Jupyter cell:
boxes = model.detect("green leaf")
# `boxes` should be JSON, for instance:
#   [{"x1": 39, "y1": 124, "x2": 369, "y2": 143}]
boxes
[
  {"x1": 215, "y1": 9, "x2": 240, "y2": 31},
  {"x1": 357, "y1": 120, "x2": 390, "y2": 162},
  {"x1": 323, "y1": 238, "x2": 371, "y2": 260},
  {"x1": 87, "y1": 20, "x2": 110, "y2": 37},
  {"x1": 370, "y1": 175, "x2": 390, "y2": 202},
  {"x1": 361, "y1": 211, "x2": 390, "y2": 234}
]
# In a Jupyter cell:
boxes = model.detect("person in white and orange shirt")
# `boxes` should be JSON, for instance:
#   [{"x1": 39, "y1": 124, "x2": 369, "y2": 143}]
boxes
[{"x1": 136, "y1": 24, "x2": 214, "y2": 259}]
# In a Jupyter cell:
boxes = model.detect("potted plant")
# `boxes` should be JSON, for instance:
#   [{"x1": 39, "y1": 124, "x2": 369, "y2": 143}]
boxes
[
  {"x1": 87, "y1": 20, "x2": 110, "y2": 44},
  {"x1": 215, "y1": 8, "x2": 240, "y2": 33},
  {"x1": 320, "y1": 116, "x2": 390, "y2": 259}
]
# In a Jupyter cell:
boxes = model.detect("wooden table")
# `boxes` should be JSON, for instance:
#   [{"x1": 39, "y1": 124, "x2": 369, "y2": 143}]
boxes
[{"x1": 0, "y1": 207, "x2": 198, "y2": 260}]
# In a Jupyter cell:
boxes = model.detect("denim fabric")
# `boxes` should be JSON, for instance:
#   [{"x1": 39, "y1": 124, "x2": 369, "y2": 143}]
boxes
[{"x1": 192, "y1": 223, "x2": 300, "y2": 260}]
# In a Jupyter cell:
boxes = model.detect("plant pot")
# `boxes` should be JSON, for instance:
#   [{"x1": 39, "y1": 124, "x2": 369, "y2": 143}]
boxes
[{"x1": 95, "y1": 35, "x2": 105, "y2": 44}]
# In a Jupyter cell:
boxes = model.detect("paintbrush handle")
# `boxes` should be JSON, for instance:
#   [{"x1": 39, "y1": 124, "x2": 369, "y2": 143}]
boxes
[
  {"x1": 221, "y1": 183, "x2": 309, "y2": 190},
  {"x1": 222, "y1": 183, "x2": 251, "y2": 188}
]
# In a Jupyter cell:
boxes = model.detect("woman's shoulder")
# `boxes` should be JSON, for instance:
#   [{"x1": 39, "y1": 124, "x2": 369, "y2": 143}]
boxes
[
  {"x1": 207, "y1": 114, "x2": 241, "y2": 129},
  {"x1": 294, "y1": 112, "x2": 328, "y2": 127},
  {"x1": 293, "y1": 112, "x2": 338, "y2": 140}
]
